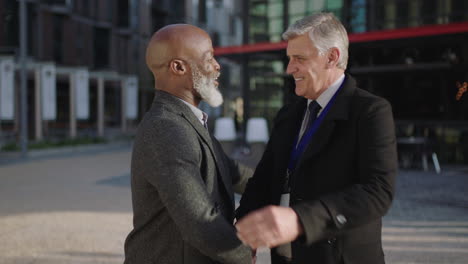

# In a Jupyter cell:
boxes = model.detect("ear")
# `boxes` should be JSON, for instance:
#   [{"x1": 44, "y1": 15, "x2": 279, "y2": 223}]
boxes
[
  {"x1": 169, "y1": 59, "x2": 187, "y2": 75},
  {"x1": 327, "y1": 48, "x2": 340, "y2": 68}
]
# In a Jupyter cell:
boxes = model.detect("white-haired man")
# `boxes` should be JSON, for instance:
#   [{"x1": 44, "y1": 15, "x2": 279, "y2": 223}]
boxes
[{"x1": 236, "y1": 13, "x2": 397, "y2": 264}]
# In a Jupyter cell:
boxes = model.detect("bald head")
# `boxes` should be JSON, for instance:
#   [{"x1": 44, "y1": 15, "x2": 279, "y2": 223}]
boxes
[
  {"x1": 146, "y1": 24, "x2": 212, "y2": 77},
  {"x1": 145, "y1": 24, "x2": 221, "y2": 107}
]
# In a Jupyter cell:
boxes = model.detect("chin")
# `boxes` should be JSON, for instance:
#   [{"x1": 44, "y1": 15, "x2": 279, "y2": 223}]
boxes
[
  {"x1": 203, "y1": 88, "x2": 224, "y2": 107},
  {"x1": 295, "y1": 87, "x2": 306, "y2": 97}
]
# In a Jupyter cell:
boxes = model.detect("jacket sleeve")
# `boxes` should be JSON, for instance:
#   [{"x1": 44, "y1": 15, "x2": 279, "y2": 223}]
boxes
[
  {"x1": 236, "y1": 137, "x2": 276, "y2": 219},
  {"x1": 229, "y1": 159, "x2": 254, "y2": 195},
  {"x1": 140, "y1": 117, "x2": 252, "y2": 264},
  {"x1": 236, "y1": 104, "x2": 292, "y2": 219},
  {"x1": 292, "y1": 97, "x2": 398, "y2": 245}
]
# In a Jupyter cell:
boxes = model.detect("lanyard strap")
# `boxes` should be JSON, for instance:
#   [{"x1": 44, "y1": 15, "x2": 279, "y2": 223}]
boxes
[{"x1": 287, "y1": 77, "x2": 346, "y2": 172}]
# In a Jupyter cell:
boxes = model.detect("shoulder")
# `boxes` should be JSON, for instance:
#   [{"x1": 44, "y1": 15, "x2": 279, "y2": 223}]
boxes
[
  {"x1": 273, "y1": 96, "x2": 306, "y2": 125},
  {"x1": 137, "y1": 105, "x2": 198, "y2": 147},
  {"x1": 352, "y1": 87, "x2": 392, "y2": 114}
]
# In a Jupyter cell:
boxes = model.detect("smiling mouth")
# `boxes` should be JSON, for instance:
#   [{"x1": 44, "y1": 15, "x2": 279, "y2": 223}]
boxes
[
  {"x1": 294, "y1": 77, "x2": 304, "y2": 82},
  {"x1": 214, "y1": 76, "x2": 219, "y2": 86}
]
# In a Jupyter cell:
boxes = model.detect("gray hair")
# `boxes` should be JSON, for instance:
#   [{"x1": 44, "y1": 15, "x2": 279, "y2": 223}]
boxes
[{"x1": 282, "y1": 13, "x2": 349, "y2": 70}]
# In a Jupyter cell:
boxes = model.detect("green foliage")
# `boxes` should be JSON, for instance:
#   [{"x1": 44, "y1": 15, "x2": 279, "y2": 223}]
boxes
[
  {"x1": 1, "y1": 142, "x2": 19, "y2": 152},
  {"x1": 0, "y1": 137, "x2": 108, "y2": 152}
]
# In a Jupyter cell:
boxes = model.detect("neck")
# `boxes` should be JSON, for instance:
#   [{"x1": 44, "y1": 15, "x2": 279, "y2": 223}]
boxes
[
  {"x1": 307, "y1": 69, "x2": 344, "y2": 100},
  {"x1": 326, "y1": 69, "x2": 345, "y2": 88}
]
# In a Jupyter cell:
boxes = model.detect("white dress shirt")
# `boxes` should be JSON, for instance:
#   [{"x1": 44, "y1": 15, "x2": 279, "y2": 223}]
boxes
[{"x1": 178, "y1": 98, "x2": 208, "y2": 127}]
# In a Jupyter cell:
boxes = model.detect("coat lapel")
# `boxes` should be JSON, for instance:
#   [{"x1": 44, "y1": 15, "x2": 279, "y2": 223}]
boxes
[
  {"x1": 209, "y1": 134, "x2": 234, "y2": 204},
  {"x1": 183, "y1": 114, "x2": 236, "y2": 207},
  {"x1": 153, "y1": 90, "x2": 232, "y2": 202},
  {"x1": 180, "y1": 111, "x2": 236, "y2": 204},
  {"x1": 153, "y1": 90, "x2": 214, "y2": 149},
  {"x1": 274, "y1": 98, "x2": 308, "y2": 171},
  {"x1": 295, "y1": 75, "x2": 356, "y2": 168}
]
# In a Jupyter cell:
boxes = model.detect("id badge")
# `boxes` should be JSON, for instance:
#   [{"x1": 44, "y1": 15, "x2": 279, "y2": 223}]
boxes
[{"x1": 280, "y1": 193, "x2": 290, "y2": 207}]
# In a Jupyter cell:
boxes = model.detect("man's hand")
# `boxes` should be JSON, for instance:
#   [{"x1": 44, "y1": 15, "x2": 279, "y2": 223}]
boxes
[{"x1": 235, "y1": 205, "x2": 304, "y2": 249}]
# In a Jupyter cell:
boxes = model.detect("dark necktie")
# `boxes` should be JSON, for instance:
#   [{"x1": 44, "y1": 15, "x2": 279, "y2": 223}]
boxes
[
  {"x1": 306, "y1": 100, "x2": 321, "y2": 129},
  {"x1": 298, "y1": 100, "x2": 321, "y2": 142}
]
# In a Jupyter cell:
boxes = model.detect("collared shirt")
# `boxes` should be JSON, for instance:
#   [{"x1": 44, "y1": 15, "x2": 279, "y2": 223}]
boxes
[
  {"x1": 177, "y1": 98, "x2": 208, "y2": 127},
  {"x1": 298, "y1": 74, "x2": 345, "y2": 140}
]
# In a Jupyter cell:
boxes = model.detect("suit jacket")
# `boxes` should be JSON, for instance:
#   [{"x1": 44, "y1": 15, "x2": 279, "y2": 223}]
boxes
[
  {"x1": 237, "y1": 75, "x2": 398, "y2": 264},
  {"x1": 124, "y1": 89, "x2": 252, "y2": 264}
]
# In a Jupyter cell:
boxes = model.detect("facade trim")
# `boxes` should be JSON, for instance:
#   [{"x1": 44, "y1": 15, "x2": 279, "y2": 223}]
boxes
[{"x1": 215, "y1": 22, "x2": 468, "y2": 55}]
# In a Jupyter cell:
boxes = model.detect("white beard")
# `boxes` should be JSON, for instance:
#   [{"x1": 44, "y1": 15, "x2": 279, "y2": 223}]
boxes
[{"x1": 191, "y1": 63, "x2": 223, "y2": 107}]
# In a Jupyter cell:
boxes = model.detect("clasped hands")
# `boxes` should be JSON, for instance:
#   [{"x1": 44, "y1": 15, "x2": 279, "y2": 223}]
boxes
[{"x1": 235, "y1": 205, "x2": 304, "y2": 250}]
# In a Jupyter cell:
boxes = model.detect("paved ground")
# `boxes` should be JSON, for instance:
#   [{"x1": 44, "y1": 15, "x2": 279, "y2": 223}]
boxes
[
  {"x1": 0, "y1": 148, "x2": 132, "y2": 264},
  {"x1": 383, "y1": 167, "x2": 468, "y2": 264},
  {"x1": 0, "y1": 146, "x2": 467, "y2": 263}
]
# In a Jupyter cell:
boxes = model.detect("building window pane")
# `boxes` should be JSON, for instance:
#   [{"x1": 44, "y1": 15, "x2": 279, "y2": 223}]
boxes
[{"x1": 350, "y1": 0, "x2": 366, "y2": 33}]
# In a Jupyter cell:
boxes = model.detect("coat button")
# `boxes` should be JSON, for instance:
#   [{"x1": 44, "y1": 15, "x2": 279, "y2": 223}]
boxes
[
  {"x1": 327, "y1": 237, "x2": 337, "y2": 244},
  {"x1": 336, "y1": 214, "x2": 347, "y2": 225}
]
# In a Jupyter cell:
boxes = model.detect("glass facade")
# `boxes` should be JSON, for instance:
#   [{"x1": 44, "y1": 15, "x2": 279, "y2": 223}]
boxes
[
  {"x1": 225, "y1": 0, "x2": 468, "y2": 163},
  {"x1": 370, "y1": 0, "x2": 468, "y2": 30},
  {"x1": 244, "y1": 0, "x2": 347, "y2": 130}
]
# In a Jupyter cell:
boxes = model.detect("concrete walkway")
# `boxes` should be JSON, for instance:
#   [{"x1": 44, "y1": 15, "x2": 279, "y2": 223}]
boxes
[
  {"x1": 0, "y1": 147, "x2": 467, "y2": 263},
  {"x1": 0, "y1": 148, "x2": 133, "y2": 264},
  {"x1": 383, "y1": 167, "x2": 468, "y2": 264}
]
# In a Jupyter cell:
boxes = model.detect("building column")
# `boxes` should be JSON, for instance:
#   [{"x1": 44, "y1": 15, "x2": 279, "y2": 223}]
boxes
[
  {"x1": 69, "y1": 73, "x2": 77, "y2": 138},
  {"x1": 14, "y1": 75, "x2": 20, "y2": 135},
  {"x1": 34, "y1": 68, "x2": 42, "y2": 140},
  {"x1": 97, "y1": 77, "x2": 105, "y2": 137},
  {"x1": 121, "y1": 80, "x2": 127, "y2": 133}
]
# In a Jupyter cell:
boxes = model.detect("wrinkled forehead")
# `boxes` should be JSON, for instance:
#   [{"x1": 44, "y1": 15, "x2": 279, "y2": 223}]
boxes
[{"x1": 286, "y1": 34, "x2": 315, "y2": 56}]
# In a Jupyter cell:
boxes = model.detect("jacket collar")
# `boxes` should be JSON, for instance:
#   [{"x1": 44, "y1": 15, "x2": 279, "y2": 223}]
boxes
[{"x1": 152, "y1": 89, "x2": 211, "y2": 143}]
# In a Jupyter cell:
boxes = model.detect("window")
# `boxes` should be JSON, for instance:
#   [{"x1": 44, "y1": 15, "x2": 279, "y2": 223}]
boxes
[
  {"x1": 350, "y1": 0, "x2": 366, "y2": 33},
  {"x1": 93, "y1": 28, "x2": 110, "y2": 69},
  {"x1": 82, "y1": 0, "x2": 90, "y2": 16},
  {"x1": 199, "y1": 0, "x2": 207, "y2": 23},
  {"x1": 450, "y1": 0, "x2": 468, "y2": 22},
  {"x1": 117, "y1": 0, "x2": 129, "y2": 27},
  {"x1": 421, "y1": 0, "x2": 437, "y2": 25},
  {"x1": 53, "y1": 15, "x2": 64, "y2": 63},
  {"x1": 106, "y1": 0, "x2": 113, "y2": 22},
  {"x1": 214, "y1": 0, "x2": 223, "y2": 8}
]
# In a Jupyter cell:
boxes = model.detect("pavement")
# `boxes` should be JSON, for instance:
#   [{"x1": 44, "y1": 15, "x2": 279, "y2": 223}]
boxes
[
  {"x1": 382, "y1": 167, "x2": 468, "y2": 264},
  {"x1": 0, "y1": 145, "x2": 467, "y2": 263}
]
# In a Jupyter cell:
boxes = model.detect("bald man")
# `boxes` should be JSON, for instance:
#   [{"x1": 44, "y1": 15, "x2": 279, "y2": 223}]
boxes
[{"x1": 123, "y1": 24, "x2": 253, "y2": 264}]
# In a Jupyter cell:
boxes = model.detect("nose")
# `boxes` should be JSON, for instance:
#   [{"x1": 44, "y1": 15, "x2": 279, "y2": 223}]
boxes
[
  {"x1": 213, "y1": 58, "x2": 221, "y2": 71},
  {"x1": 286, "y1": 60, "x2": 296, "y2": 75}
]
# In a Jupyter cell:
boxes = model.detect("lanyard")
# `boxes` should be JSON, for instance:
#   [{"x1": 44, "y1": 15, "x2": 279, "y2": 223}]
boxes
[{"x1": 287, "y1": 77, "x2": 345, "y2": 172}]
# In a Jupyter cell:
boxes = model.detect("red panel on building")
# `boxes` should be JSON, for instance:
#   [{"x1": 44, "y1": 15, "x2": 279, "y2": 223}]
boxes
[{"x1": 215, "y1": 22, "x2": 468, "y2": 56}]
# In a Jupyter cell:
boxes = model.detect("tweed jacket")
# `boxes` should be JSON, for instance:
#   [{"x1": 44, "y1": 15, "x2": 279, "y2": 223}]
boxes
[
  {"x1": 124, "y1": 89, "x2": 252, "y2": 264},
  {"x1": 237, "y1": 75, "x2": 398, "y2": 264}
]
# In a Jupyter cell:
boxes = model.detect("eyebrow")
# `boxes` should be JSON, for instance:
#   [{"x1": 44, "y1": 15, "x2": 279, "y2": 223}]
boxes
[
  {"x1": 202, "y1": 50, "x2": 214, "y2": 59},
  {"x1": 287, "y1": 54, "x2": 306, "y2": 59}
]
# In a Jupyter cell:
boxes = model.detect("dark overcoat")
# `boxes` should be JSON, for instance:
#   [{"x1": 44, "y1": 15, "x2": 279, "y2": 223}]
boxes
[{"x1": 237, "y1": 75, "x2": 398, "y2": 264}]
